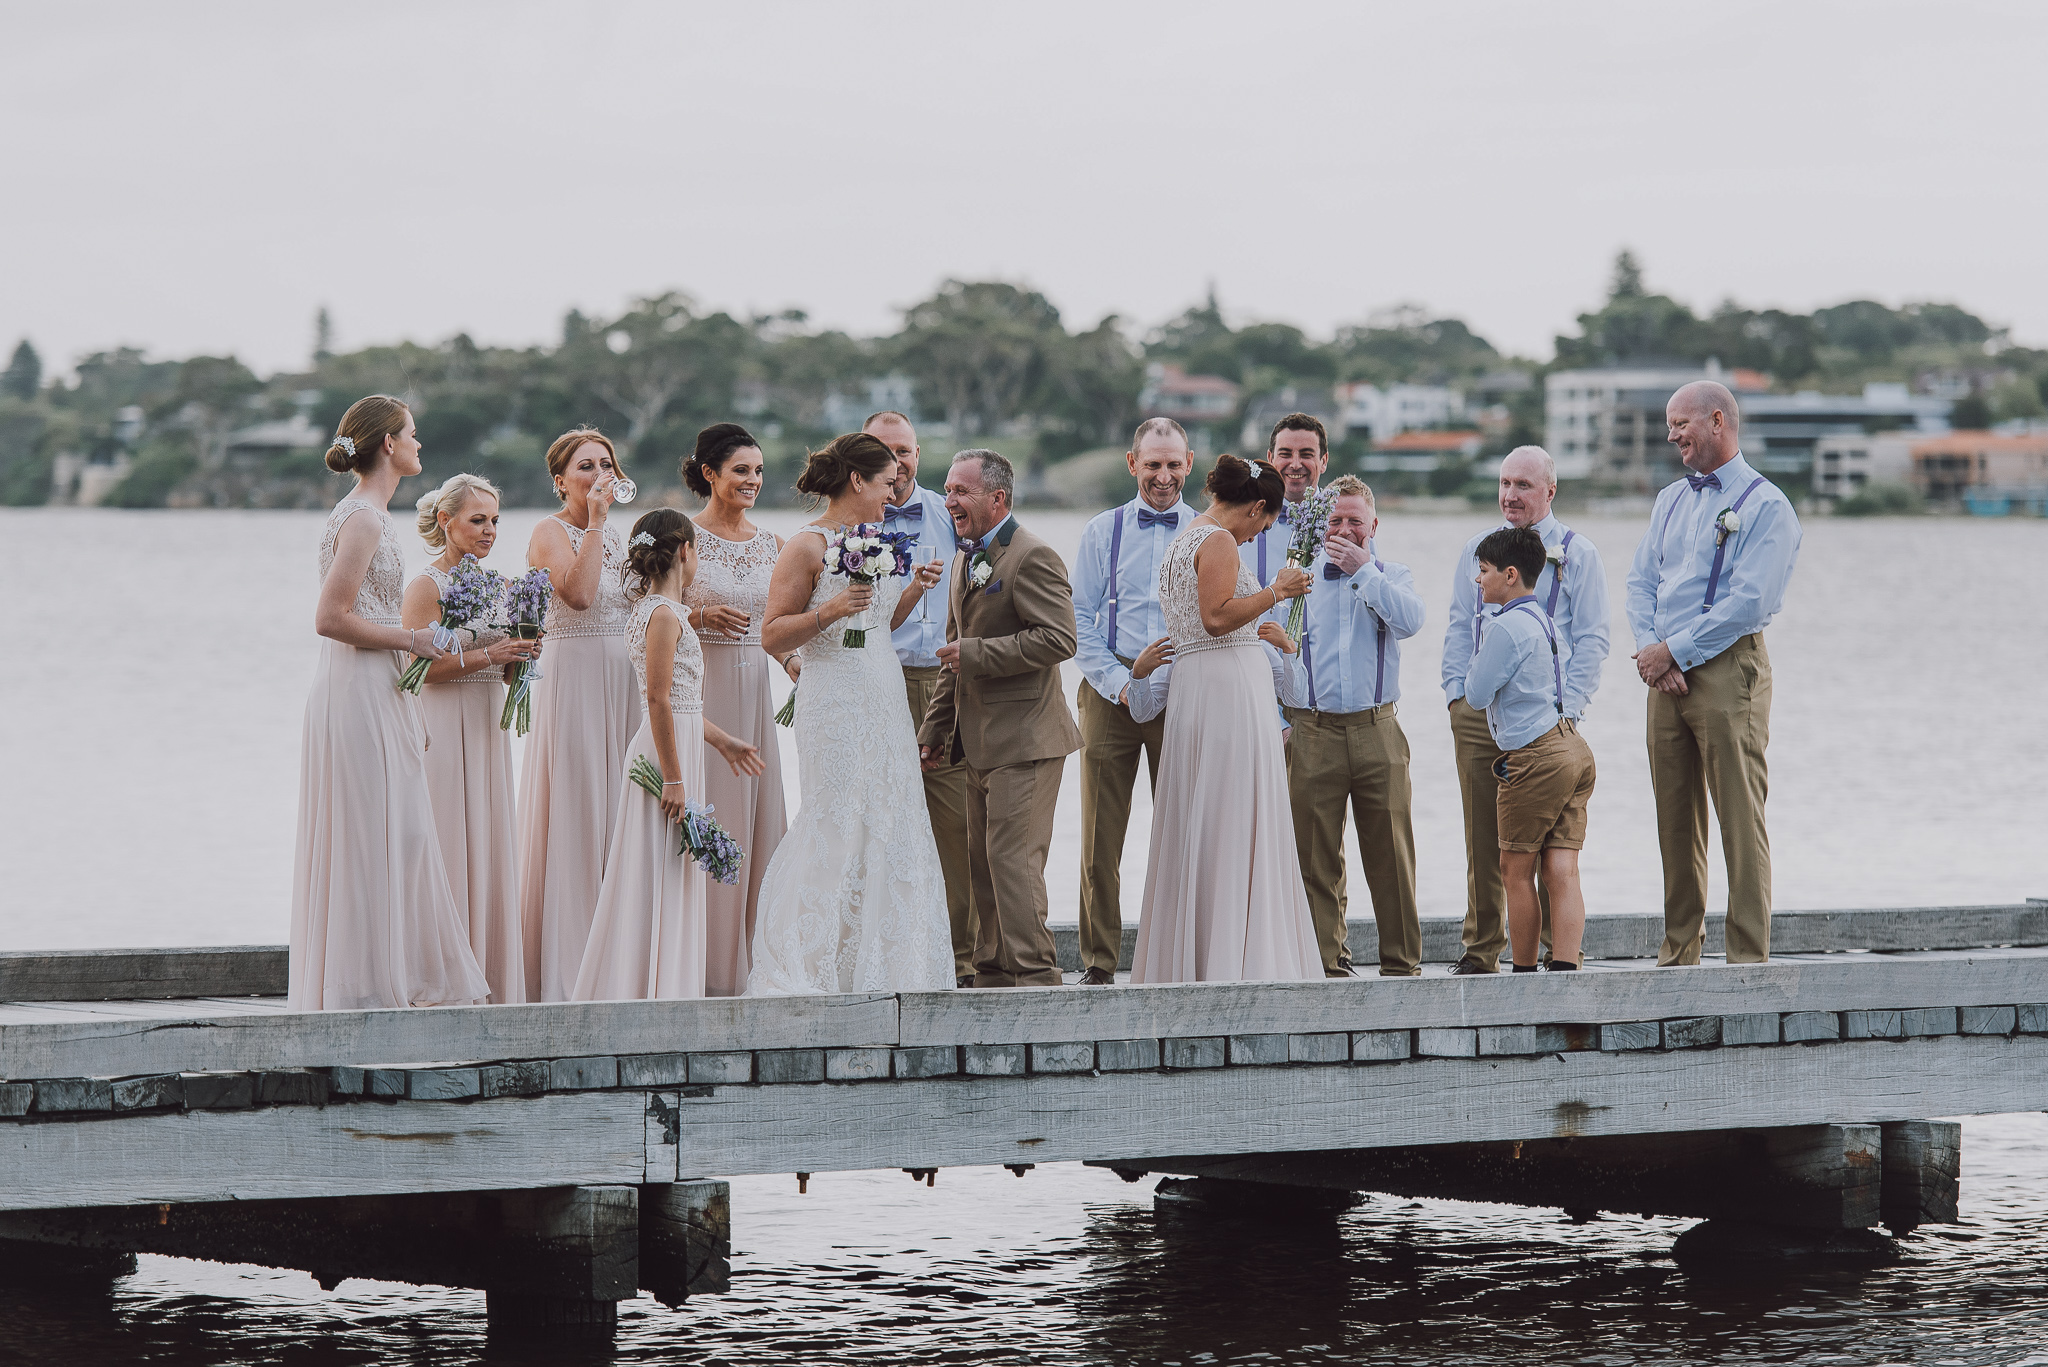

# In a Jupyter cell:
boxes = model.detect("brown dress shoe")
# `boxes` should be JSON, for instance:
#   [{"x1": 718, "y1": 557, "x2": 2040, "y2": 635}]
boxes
[
  {"x1": 1449, "y1": 954, "x2": 1493, "y2": 976},
  {"x1": 1079, "y1": 966, "x2": 1116, "y2": 986},
  {"x1": 956, "y1": 976, "x2": 976, "y2": 989}
]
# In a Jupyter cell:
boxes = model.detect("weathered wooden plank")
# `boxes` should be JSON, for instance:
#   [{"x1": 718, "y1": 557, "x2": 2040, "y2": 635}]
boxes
[
  {"x1": 644, "y1": 1092, "x2": 679, "y2": 1183},
  {"x1": 0, "y1": 1094, "x2": 649, "y2": 1210},
  {"x1": 0, "y1": 947, "x2": 288, "y2": 1003},
  {"x1": 0, "y1": 993, "x2": 899, "y2": 1081}
]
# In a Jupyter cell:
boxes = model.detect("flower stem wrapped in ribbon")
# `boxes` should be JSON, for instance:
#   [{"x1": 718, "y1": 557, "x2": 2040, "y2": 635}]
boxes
[
  {"x1": 498, "y1": 567, "x2": 552, "y2": 734},
  {"x1": 398, "y1": 554, "x2": 502, "y2": 694},
  {"x1": 1281, "y1": 486, "x2": 1339, "y2": 646},
  {"x1": 627, "y1": 755, "x2": 745, "y2": 884},
  {"x1": 821, "y1": 523, "x2": 916, "y2": 648}
]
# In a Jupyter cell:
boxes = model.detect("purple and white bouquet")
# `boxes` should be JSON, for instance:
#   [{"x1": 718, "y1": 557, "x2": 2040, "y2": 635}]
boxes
[
  {"x1": 822, "y1": 523, "x2": 916, "y2": 647},
  {"x1": 627, "y1": 755, "x2": 745, "y2": 884},
  {"x1": 398, "y1": 554, "x2": 502, "y2": 694},
  {"x1": 497, "y1": 566, "x2": 552, "y2": 735},
  {"x1": 1281, "y1": 485, "x2": 1340, "y2": 646}
]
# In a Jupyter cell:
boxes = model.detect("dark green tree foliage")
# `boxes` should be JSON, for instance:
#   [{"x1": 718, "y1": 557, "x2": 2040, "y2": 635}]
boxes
[
  {"x1": 891, "y1": 280, "x2": 1066, "y2": 438},
  {"x1": 1949, "y1": 394, "x2": 1993, "y2": 429},
  {"x1": 3, "y1": 340, "x2": 41, "y2": 400}
]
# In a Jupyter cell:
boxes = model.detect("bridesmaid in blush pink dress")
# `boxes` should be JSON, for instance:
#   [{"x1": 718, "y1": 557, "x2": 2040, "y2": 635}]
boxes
[
  {"x1": 290, "y1": 395, "x2": 489, "y2": 1011},
  {"x1": 679, "y1": 423, "x2": 791, "y2": 996},
  {"x1": 516, "y1": 428, "x2": 641, "y2": 1002},
  {"x1": 573, "y1": 509, "x2": 765, "y2": 1001},
  {"x1": 1131, "y1": 454, "x2": 1323, "y2": 985},
  {"x1": 402, "y1": 473, "x2": 539, "y2": 1004}
]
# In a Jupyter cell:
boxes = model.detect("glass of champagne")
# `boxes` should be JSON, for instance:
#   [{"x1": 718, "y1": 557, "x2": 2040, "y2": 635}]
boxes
[
  {"x1": 919, "y1": 545, "x2": 941, "y2": 623},
  {"x1": 609, "y1": 476, "x2": 638, "y2": 504}
]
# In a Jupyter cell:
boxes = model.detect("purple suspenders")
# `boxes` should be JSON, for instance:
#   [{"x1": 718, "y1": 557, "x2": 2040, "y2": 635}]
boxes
[
  {"x1": 1104, "y1": 506, "x2": 1127, "y2": 657},
  {"x1": 1508, "y1": 600, "x2": 1565, "y2": 715},
  {"x1": 1545, "y1": 529, "x2": 1575, "y2": 617},
  {"x1": 1301, "y1": 558, "x2": 1386, "y2": 709},
  {"x1": 1702, "y1": 477, "x2": 1768, "y2": 614}
]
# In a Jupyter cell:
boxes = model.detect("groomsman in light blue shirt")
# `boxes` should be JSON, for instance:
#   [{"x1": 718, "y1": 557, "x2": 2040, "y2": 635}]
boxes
[
  {"x1": 1625, "y1": 381, "x2": 1800, "y2": 967},
  {"x1": 1240, "y1": 413, "x2": 1331, "y2": 619},
  {"x1": 1285, "y1": 475, "x2": 1427, "y2": 977},
  {"x1": 1441, "y1": 445, "x2": 1610, "y2": 974},
  {"x1": 1070, "y1": 417, "x2": 1197, "y2": 984},
  {"x1": 869, "y1": 410, "x2": 973, "y2": 985}
]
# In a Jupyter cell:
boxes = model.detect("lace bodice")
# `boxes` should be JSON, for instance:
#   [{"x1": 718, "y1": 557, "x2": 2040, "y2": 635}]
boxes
[
  {"x1": 797, "y1": 527, "x2": 906, "y2": 669},
  {"x1": 626, "y1": 594, "x2": 704, "y2": 714},
  {"x1": 544, "y1": 517, "x2": 632, "y2": 638},
  {"x1": 319, "y1": 495, "x2": 407, "y2": 624},
  {"x1": 1161, "y1": 523, "x2": 1262, "y2": 656},
  {"x1": 417, "y1": 563, "x2": 510, "y2": 685},
  {"x1": 683, "y1": 528, "x2": 778, "y2": 646}
]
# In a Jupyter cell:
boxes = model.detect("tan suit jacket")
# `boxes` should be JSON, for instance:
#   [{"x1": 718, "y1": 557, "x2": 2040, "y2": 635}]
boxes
[{"x1": 919, "y1": 516, "x2": 1082, "y2": 771}]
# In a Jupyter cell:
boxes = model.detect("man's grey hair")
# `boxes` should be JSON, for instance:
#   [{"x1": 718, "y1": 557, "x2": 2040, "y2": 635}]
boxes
[
  {"x1": 1129, "y1": 416, "x2": 1189, "y2": 452},
  {"x1": 952, "y1": 448, "x2": 1014, "y2": 502},
  {"x1": 1502, "y1": 445, "x2": 1557, "y2": 485},
  {"x1": 1671, "y1": 380, "x2": 1741, "y2": 431}
]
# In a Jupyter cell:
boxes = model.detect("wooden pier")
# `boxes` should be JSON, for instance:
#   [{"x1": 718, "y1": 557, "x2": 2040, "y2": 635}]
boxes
[{"x1": 0, "y1": 901, "x2": 2042, "y2": 1336}]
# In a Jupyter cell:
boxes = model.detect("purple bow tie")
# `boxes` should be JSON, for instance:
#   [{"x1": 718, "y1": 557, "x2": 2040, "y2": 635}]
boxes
[
  {"x1": 958, "y1": 536, "x2": 983, "y2": 554},
  {"x1": 1322, "y1": 562, "x2": 1347, "y2": 580},
  {"x1": 883, "y1": 502, "x2": 923, "y2": 522},
  {"x1": 1135, "y1": 506, "x2": 1176, "y2": 529},
  {"x1": 1686, "y1": 472, "x2": 1723, "y2": 492}
]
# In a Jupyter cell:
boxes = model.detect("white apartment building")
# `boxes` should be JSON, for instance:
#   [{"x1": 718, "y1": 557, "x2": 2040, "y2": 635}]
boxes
[
  {"x1": 1812, "y1": 431, "x2": 1917, "y2": 499},
  {"x1": 1544, "y1": 365, "x2": 1717, "y2": 485},
  {"x1": 1335, "y1": 383, "x2": 1466, "y2": 442}
]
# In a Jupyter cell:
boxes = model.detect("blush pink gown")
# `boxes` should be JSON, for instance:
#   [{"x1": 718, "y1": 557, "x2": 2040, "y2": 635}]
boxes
[
  {"x1": 289, "y1": 496, "x2": 490, "y2": 1011},
  {"x1": 571, "y1": 595, "x2": 711, "y2": 1001},
  {"x1": 1130, "y1": 524, "x2": 1323, "y2": 985}
]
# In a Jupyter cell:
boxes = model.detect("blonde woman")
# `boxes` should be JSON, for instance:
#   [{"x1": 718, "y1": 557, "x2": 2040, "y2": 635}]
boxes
[
  {"x1": 290, "y1": 396, "x2": 488, "y2": 1011},
  {"x1": 516, "y1": 428, "x2": 639, "y2": 1001},
  {"x1": 401, "y1": 473, "x2": 540, "y2": 1004}
]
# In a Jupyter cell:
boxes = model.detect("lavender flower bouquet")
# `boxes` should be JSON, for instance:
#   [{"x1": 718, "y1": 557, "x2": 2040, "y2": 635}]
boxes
[
  {"x1": 399, "y1": 554, "x2": 502, "y2": 694},
  {"x1": 821, "y1": 524, "x2": 916, "y2": 647},
  {"x1": 627, "y1": 755, "x2": 746, "y2": 884},
  {"x1": 497, "y1": 567, "x2": 552, "y2": 735},
  {"x1": 1281, "y1": 486, "x2": 1339, "y2": 647}
]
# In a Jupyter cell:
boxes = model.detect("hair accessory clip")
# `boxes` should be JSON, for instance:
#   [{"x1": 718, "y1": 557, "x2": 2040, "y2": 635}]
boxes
[
  {"x1": 1245, "y1": 459, "x2": 1265, "y2": 477},
  {"x1": 333, "y1": 435, "x2": 357, "y2": 457},
  {"x1": 629, "y1": 532, "x2": 656, "y2": 548}
]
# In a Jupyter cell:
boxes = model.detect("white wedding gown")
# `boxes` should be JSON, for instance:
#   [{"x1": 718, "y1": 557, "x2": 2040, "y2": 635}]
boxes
[{"x1": 746, "y1": 534, "x2": 956, "y2": 995}]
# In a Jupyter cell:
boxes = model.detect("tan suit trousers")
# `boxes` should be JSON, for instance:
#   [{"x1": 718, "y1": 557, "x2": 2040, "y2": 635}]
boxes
[
  {"x1": 1450, "y1": 701, "x2": 1551, "y2": 969},
  {"x1": 1284, "y1": 706, "x2": 1421, "y2": 976},
  {"x1": 965, "y1": 755, "x2": 1066, "y2": 987},
  {"x1": 1076, "y1": 678, "x2": 1167, "y2": 974},
  {"x1": 904, "y1": 665, "x2": 974, "y2": 980},
  {"x1": 1649, "y1": 633, "x2": 1773, "y2": 965}
]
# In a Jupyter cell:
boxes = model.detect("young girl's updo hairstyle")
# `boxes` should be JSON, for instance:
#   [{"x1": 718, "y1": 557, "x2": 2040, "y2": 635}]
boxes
[
  {"x1": 326, "y1": 395, "x2": 411, "y2": 474},
  {"x1": 794, "y1": 432, "x2": 895, "y2": 501},
  {"x1": 414, "y1": 472, "x2": 503, "y2": 549},
  {"x1": 544, "y1": 427, "x2": 625, "y2": 502},
  {"x1": 1204, "y1": 452, "x2": 1286, "y2": 515},
  {"x1": 685, "y1": 422, "x2": 761, "y2": 498},
  {"x1": 623, "y1": 507, "x2": 697, "y2": 601}
]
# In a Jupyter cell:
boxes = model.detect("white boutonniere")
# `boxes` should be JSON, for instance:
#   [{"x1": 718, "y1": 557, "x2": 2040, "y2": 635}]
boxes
[
  {"x1": 970, "y1": 554, "x2": 994, "y2": 588},
  {"x1": 1715, "y1": 508, "x2": 1741, "y2": 547},
  {"x1": 1544, "y1": 542, "x2": 1564, "y2": 564}
]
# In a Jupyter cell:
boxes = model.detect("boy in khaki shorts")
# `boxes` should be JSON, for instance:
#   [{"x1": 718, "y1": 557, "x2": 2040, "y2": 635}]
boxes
[{"x1": 1461, "y1": 527, "x2": 1595, "y2": 972}]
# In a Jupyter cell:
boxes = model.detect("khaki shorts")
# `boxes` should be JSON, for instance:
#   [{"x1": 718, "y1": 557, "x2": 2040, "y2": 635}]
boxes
[{"x1": 1493, "y1": 720, "x2": 1595, "y2": 853}]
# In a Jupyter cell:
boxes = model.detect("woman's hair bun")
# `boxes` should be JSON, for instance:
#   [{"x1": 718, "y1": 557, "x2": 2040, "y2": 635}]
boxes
[
  {"x1": 414, "y1": 472, "x2": 502, "y2": 550},
  {"x1": 622, "y1": 507, "x2": 697, "y2": 601},
  {"x1": 794, "y1": 432, "x2": 895, "y2": 500},
  {"x1": 326, "y1": 395, "x2": 410, "y2": 475},
  {"x1": 1203, "y1": 452, "x2": 1285, "y2": 513}
]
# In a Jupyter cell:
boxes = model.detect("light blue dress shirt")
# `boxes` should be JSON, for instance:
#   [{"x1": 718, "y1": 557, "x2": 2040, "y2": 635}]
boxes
[
  {"x1": 1464, "y1": 594, "x2": 1570, "y2": 751},
  {"x1": 1124, "y1": 643, "x2": 1306, "y2": 723},
  {"x1": 883, "y1": 482, "x2": 956, "y2": 669},
  {"x1": 1625, "y1": 453, "x2": 1801, "y2": 672},
  {"x1": 1442, "y1": 513, "x2": 1610, "y2": 719},
  {"x1": 1073, "y1": 496, "x2": 1195, "y2": 703},
  {"x1": 1293, "y1": 545, "x2": 1426, "y2": 713}
]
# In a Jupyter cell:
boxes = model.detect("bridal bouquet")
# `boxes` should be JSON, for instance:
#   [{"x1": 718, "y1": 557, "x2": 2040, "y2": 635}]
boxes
[
  {"x1": 1281, "y1": 486, "x2": 1339, "y2": 646},
  {"x1": 627, "y1": 755, "x2": 745, "y2": 884},
  {"x1": 498, "y1": 567, "x2": 552, "y2": 735},
  {"x1": 399, "y1": 555, "x2": 502, "y2": 694},
  {"x1": 822, "y1": 524, "x2": 916, "y2": 648}
]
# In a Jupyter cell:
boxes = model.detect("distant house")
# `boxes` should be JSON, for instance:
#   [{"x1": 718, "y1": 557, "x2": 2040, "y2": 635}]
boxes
[
  {"x1": 1140, "y1": 363, "x2": 1239, "y2": 424},
  {"x1": 1362, "y1": 428, "x2": 1484, "y2": 473},
  {"x1": 1238, "y1": 386, "x2": 1340, "y2": 451},
  {"x1": 225, "y1": 412, "x2": 328, "y2": 466},
  {"x1": 1910, "y1": 432, "x2": 2048, "y2": 513},
  {"x1": 1812, "y1": 431, "x2": 1917, "y2": 500},
  {"x1": 1337, "y1": 383, "x2": 1466, "y2": 443},
  {"x1": 821, "y1": 374, "x2": 917, "y2": 433}
]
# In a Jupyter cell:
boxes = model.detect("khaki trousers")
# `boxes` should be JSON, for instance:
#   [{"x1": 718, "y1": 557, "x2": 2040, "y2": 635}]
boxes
[
  {"x1": 1649, "y1": 633, "x2": 1773, "y2": 965},
  {"x1": 904, "y1": 665, "x2": 974, "y2": 979},
  {"x1": 1450, "y1": 701, "x2": 1551, "y2": 969},
  {"x1": 1284, "y1": 706, "x2": 1421, "y2": 976},
  {"x1": 1076, "y1": 679, "x2": 1167, "y2": 974},
  {"x1": 965, "y1": 755, "x2": 1066, "y2": 987}
]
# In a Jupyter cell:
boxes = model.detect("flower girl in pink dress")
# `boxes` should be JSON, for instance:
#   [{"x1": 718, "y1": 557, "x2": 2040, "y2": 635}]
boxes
[{"x1": 573, "y1": 509, "x2": 765, "y2": 1001}]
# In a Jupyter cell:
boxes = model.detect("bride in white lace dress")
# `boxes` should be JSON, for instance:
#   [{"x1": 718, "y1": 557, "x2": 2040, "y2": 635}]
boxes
[{"x1": 748, "y1": 434, "x2": 953, "y2": 995}]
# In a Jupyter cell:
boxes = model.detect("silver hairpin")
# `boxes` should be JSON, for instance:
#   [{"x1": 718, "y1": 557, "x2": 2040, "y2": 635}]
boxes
[
  {"x1": 334, "y1": 435, "x2": 357, "y2": 456},
  {"x1": 629, "y1": 532, "x2": 655, "y2": 548}
]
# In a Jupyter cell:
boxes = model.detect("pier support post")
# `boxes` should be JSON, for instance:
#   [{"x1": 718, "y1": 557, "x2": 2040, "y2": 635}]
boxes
[
  {"x1": 1879, "y1": 1120, "x2": 1960, "y2": 1232},
  {"x1": 1153, "y1": 1176, "x2": 1361, "y2": 1218},
  {"x1": 638, "y1": 1179, "x2": 730, "y2": 1307}
]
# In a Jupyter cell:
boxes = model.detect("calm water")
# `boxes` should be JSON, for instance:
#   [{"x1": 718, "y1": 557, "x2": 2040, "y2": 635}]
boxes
[{"x1": 0, "y1": 505, "x2": 2045, "y2": 1363}]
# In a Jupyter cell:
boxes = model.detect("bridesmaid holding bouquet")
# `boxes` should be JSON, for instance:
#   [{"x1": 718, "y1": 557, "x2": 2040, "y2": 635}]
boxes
[
  {"x1": 402, "y1": 473, "x2": 540, "y2": 1004},
  {"x1": 679, "y1": 423, "x2": 791, "y2": 995},
  {"x1": 573, "y1": 509, "x2": 765, "y2": 1001},
  {"x1": 290, "y1": 396, "x2": 489, "y2": 1011},
  {"x1": 515, "y1": 428, "x2": 640, "y2": 1001}
]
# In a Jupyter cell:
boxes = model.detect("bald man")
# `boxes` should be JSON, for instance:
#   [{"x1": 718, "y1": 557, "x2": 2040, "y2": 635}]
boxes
[
  {"x1": 1442, "y1": 446, "x2": 1609, "y2": 973},
  {"x1": 1626, "y1": 382, "x2": 1801, "y2": 965}
]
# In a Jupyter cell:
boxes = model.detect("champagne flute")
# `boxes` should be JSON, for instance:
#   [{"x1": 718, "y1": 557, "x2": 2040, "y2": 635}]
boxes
[
  {"x1": 610, "y1": 476, "x2": 638, "y2": 504},
  {"x1": 919, "y1": 545, "x2": 941, "y2": 624}
]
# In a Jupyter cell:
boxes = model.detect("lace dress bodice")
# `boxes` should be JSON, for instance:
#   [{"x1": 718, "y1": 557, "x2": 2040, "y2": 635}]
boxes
[
  {"x1": 1160, "y1": 523, "x2": 1262, "y2": 657},
  {"x1": 545, "y1": 518, "x2": 632, "y2": 638},
  {"x1": 319, "y1": 496, "x2": 407, "y2": 624},
  {"x1": 626, "y1": 595, "x2": 704, "y2": 714},
  {"x1": 683, "y1": 528, "x2": 778, "y2": 647},
  {"x1": 417, "y1": 563, "x2": 511, "y2": 685},
  {"x1": 797, "y1": 526, "x2": 908, "y2": 671}
]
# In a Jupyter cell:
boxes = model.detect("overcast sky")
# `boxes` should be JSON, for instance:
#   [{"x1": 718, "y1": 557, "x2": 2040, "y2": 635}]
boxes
[{"x1": 10, "y1": 0, "x2": 2047, "y2": 377}]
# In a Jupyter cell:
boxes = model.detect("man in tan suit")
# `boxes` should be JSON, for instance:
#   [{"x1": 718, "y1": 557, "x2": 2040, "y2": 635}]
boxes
[{"x1": 918, "y1": 449, "x2": 1082, "y2": 988}]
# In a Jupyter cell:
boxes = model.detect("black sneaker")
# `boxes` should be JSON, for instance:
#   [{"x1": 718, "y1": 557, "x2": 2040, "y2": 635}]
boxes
[
  {"x1": 1545, "y1": 959, "x2": 1581, "y2": 972},
  {"x1": 1450, "y1": 954, "x2": 1491, "y2": 976}
]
